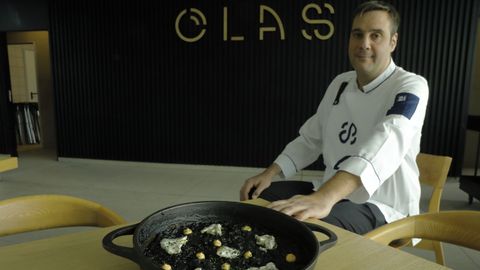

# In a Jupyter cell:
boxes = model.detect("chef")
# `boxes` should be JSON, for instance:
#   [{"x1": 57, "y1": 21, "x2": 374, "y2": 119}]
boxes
[{"x1": 240, "y1": 0, "x2": 429, "y2": 234}]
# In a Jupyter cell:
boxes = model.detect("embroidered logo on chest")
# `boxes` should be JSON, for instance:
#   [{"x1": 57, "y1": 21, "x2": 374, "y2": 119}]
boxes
[{"x1": 338, "y1": 121, "x2": 357, "y2": 145}]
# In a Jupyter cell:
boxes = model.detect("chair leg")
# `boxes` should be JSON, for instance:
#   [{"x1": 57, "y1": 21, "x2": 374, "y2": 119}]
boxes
[
  {"x1": 433, "y1": 241, "x2": 445, "y2": 265},
  {"x1": 468, "y1": 195, "x2": 473, "y2": 205}
]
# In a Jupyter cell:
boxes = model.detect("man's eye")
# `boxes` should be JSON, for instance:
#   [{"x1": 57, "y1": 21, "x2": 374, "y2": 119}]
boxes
[
  {"x1": 352, "y1": 32, "x2": 363, "y2": 39},
  {"x1": 371, "y1": 33, "x2": 381, "y2": 40}
]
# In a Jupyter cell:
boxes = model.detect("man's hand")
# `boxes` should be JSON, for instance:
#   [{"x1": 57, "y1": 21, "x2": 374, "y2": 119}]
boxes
[
  {"x1": 239, "y1": 164, "x2": 281, "y2": 201},
  {"x1": 267, "y1": 194, "x2": 334, "y2": 221},
  {"x1": 268, "y1": 171, "x2": 362, "y2": 220},
  {"x1": 239, "y1": 174, "x2": 272, "y2": 201}
]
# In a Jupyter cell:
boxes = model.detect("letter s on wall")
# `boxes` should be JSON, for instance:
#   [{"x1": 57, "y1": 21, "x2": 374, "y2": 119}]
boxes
[{"x1": 301, "y1": 3, "x2": 335, "y2": 41}]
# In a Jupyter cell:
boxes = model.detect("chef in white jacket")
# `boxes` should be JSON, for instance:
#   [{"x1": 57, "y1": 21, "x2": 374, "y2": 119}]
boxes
[{"x1": 240, "y1": 1, "x2": 429, "y2": 234}]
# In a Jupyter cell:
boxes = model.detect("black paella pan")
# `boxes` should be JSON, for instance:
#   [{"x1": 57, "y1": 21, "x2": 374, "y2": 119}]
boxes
[{"x1": 103, "y1": 201, "x2": 337, "y2": 270}]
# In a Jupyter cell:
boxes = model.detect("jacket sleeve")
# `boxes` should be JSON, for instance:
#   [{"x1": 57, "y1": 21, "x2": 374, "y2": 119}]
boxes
[
  {"x1": 273, "y1": 80, "x2": 340, "y2": 178},
  {"x1": 339, "y1": 75, "x2": 429, "y2": 203}
]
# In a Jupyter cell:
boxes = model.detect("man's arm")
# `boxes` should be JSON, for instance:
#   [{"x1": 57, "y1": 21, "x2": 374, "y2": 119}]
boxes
[
  {"x1": 268, "y1": 171, "x2": 362, "y2": 220},
  {"x1": 311, "y1": 171, "x2": 362, "y2": 204}
]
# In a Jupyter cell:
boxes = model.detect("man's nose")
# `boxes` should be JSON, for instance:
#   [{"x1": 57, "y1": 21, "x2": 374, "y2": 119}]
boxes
[{"x1": 360, "y1": 37, "x2": 371, "y2": 49}]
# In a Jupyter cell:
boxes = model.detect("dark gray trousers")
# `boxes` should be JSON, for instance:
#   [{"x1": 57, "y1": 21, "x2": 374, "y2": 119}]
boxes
[{"x1": 254, "y1": 181, "x2": 387, "y2": 235}]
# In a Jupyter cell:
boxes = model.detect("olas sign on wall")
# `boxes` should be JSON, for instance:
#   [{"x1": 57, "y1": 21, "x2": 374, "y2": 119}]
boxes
[{"x1": 175, "y1": 3, "x2": 335, "y2": 42}]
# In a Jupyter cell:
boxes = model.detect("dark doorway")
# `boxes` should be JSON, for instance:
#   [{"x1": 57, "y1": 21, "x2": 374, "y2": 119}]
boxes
[
  {"x1": 0, "y1": 30, "x2": 56, "y2": 158},
  {"x1": 0, "y1": 0, "x2": 50, "y2": 157}
]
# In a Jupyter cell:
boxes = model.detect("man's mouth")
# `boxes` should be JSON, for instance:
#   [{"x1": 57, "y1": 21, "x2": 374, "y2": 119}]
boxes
[{"x1": 355, "y1": 54, "x2": 373, "y2": 59}]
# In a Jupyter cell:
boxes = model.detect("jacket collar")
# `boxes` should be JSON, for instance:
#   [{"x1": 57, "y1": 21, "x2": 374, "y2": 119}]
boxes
[{"x1": 356, "y1": 59, "x2": 397, "y2": 93}]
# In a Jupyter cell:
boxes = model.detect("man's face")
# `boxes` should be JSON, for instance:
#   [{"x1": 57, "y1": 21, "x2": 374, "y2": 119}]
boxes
[{"x1": 348, "y1": 10, "x2": 398, "y2": 86}]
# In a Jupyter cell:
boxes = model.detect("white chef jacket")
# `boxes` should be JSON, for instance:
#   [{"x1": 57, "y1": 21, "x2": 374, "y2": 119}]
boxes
[{"x1": 274, "y1": 60, "x2": 429, "y2": 223}]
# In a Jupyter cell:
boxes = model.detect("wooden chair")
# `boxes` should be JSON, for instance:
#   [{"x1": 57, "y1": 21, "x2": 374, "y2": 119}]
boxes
[
  {"x1": 366, "y1": 153, "x2": 452, "y2": 265},
  {"x1": 0, "y1": 156, "x2": 18, "y2": 174},
  {"x1": 413, "y1": 153, "x2": 452, "y2": 265},
  {"x1": 365, "y1": 211, "x2": 480, "y2": 253},
  {"x1": 0, "y1": 194, "x2": 126, "y2": 237}
]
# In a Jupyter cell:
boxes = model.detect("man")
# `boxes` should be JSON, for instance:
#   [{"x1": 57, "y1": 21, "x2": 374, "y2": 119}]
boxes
[{"x1": 240, "y1": 1, "x2": 428, "y2": 235}]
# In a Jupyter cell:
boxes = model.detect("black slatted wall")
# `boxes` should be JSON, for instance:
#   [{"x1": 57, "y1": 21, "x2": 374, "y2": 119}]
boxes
[
  {"x1": 394, "y1": 0, "x2": 479, "y2": 175},
  {"x1": 49, "y1": 0, "x2": 480, "y2": 175}
]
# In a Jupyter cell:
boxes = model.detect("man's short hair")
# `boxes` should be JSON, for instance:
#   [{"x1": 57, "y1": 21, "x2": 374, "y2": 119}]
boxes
[{"x1": 353, "y1": 1, "x2": 400, "y2": 35}]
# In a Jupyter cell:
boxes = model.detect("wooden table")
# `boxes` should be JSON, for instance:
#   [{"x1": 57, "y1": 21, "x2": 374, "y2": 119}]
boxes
[{"x1": 0, "y1": 199, "x2": 448, "y2": 269}]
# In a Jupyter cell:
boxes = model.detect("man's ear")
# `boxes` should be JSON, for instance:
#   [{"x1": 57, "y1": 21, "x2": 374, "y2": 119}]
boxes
[{"x1": 390, "y1": 32, "x2": 398, "y2": 52}]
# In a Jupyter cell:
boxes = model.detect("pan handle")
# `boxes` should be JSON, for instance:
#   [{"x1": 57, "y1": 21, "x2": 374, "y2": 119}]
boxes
[
  {"x1": 102, "y1": 224, "x2": 138, "y2": 262},
  {"x1": 303, "y1": 222, "x2": 338, "y2": 253}
]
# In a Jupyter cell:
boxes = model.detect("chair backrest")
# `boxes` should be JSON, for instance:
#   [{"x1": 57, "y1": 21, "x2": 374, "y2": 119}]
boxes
[
  {"x1": 0, "y1": 194, "x2": 126, "y2": 237},
  {"x1": 365, "y1": 211, "x2": 480, "y2": 251},
  {"x1": 416, "y1": 153, "x2": 452, "y2": 212}
]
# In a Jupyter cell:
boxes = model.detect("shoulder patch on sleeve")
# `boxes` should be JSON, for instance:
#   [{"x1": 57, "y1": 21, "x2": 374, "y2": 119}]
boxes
[{"x1": 386, "y1": 92, "x2": 420, "y2": 120}]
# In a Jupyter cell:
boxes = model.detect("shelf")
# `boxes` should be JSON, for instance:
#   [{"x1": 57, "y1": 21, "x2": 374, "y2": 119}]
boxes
[
  {"x1": 15, "y1": 103, "x2": 41, "y2": 145},
  {"x1": 17, "y1": 144, "x2": 42, "y2": 152}
]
